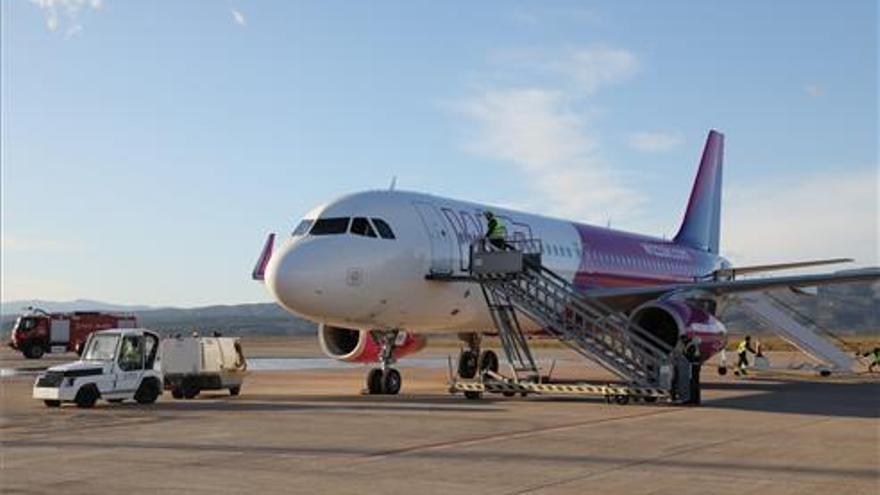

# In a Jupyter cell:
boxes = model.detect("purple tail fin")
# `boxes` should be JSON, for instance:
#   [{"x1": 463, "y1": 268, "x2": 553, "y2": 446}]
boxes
[{"x1": 674, "y1": 130, "x2": 724, "y2": 253}]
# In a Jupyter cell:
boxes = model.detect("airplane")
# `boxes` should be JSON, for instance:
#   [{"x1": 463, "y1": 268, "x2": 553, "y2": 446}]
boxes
[{"x1": 251, "y1": 130, "x2": 880, "y2": 395}]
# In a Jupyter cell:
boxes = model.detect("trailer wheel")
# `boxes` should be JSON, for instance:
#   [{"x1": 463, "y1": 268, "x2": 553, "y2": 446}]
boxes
[
  {"x1": 614, "y1": 395, "x2": 630, "y2": 405},
  {"x1": 229, "y1": 386, "x2": 241, "y2": 396},
  {"x1": 107, "y1": 399, "x2": 124, "y2": 403},
  {"x1": 171, "y1": 387, "x2": 183, "y2": 399},
  {"x1": 44, "y1": 400, "x2": 61, "y2": 408},
  {"x1": 22, "y1": 343, "x2": 45, "y2": 360},
  {"x1": 134, "y1": 379, "x2": 160, "y2": 404},
  {"x1": 74, "y1": 385, "x2": 99, "y2": 408},
  {"x1": 464, "y1": 391, "x2": 482, "y2": 400},
  {"x1": 182, "y1": 379, "x2": 199, "y2": 399}
]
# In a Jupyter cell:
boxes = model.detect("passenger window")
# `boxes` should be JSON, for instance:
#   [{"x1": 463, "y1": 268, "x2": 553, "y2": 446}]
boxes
[
  {"x1": 310, "y1": 217, "x2": 350, "y2": 235},
  {"x1": 371, "y1": 218, "x2": 396, "y2": 239},
  {"x1": 350, "y1": 217, "x2": 377, "y2": 238},
  {"x1": 292, "y1": 219, "x2": 313, "y2": 236}
]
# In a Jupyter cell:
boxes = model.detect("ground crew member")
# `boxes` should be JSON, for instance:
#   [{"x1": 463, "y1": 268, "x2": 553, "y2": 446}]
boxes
[
  {"x1": 736, "y1": 335, "x2": 756, "y2": 375},
  {"x1": 484, "y1": 211, "x2": 507, "y2": 250},
  {"x1": 684, "y1": 336, "x2": 702, "y2": 405},
  {"x1": 673, "y1": 335, "x2": 693, "y2": 403},
  {"x1": 863, "y1": 347, "x2": 880, "y2": 373}
]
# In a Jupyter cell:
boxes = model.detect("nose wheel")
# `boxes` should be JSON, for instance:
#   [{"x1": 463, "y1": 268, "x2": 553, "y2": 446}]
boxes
[
  {"x1": 365, "y1": 330, "x2": 403, "y2": 395},
  {"x1": 366, "y1": 368, "x2": 401, "y2": 395}
]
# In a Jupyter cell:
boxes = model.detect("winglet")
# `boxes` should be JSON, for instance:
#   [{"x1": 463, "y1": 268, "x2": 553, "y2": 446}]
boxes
[{"x1": 251, "y1": 233, "x2": 275, "y2": 281}]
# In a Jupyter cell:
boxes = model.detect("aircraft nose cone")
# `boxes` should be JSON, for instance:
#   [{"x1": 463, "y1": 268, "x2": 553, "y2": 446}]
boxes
[{"x1": 265, "y1": 241, "x2": 328, "y2": 318}]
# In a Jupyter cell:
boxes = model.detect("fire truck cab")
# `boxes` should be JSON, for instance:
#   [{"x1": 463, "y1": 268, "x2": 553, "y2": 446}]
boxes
[
  {"x1": 33, "y1": 328, "x2": 163, "y2": 408},
  {"x1": 8, "y1": 309, "x2": 137, "y2": 359}
]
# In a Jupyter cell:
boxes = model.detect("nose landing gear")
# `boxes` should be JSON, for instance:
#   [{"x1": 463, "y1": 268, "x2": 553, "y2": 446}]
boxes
[{"x1": 365, "y1": 331, "x2": 403, "y2": 395}]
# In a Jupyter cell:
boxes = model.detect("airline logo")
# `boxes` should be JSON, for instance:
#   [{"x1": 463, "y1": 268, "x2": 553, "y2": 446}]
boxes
[{"x1": 640, "y1": 244, "x2": 692, "y2": 261}]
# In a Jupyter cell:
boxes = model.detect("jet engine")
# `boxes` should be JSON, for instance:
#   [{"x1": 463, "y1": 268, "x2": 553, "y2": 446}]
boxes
[
  {"x1": 629, "y1": 299, "x2": 727, "y2": 360},
  {"x1": 318, "y1": 324, "x2": 427, "y2": 363}
]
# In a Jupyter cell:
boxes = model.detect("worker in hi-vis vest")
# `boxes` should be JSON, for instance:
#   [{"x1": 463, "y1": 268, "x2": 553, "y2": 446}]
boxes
[
  {"x1": 735, "y1": 335, "x2": 756, "y2": 375},
  {"x1": 484, "y1": 211, "x2": 507, "y2": 250},
  {"x1": 863, "y1": 347, "x2": 880, "y2": 373}
]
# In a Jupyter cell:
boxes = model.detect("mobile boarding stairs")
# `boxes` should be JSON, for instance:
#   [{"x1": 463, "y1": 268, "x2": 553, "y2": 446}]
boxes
[{"x1": 436, "y1": 239, "x2": 681, "y2": 404}]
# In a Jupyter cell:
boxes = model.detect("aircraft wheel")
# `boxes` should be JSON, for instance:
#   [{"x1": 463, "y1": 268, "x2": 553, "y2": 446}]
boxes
[
  {"x1": 44, "y1": 400, "x2": 61, "y2": 408},
  {"x1": 382, "y1": 369, "x2": 402, "y2": 395},
  {"x1": 458, "y1": 350, "x2": 479, "y2": 379},
  {"x1": 479, "y1": 350, "x2": 499, "y2": 374},
  {"x1": 366, "y1": 368, "x2": 383, "y2": 394}
]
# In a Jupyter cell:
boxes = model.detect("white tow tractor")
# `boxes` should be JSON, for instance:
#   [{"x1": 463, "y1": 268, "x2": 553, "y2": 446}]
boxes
[{"x1": 33, "y1": 328, "x2": 163, "y2": 408}]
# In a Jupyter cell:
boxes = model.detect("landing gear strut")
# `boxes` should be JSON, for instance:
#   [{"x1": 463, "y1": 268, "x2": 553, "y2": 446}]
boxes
[{"x1": 366, "y1": 331, "x2": 403, "y2": 395}]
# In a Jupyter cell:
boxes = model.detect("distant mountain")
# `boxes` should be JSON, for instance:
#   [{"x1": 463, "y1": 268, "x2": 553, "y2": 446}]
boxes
[
  {"x1": 0, "y1": 299, "x2": 157, "y2": 315},
  {"x1": 0, "y1": 301, "x2": 316, "y2": 339}
]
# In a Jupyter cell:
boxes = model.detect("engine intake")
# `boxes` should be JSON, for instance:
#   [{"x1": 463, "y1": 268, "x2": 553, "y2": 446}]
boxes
[
  {"x1": 318, "y1": 324, "x2": 427, "y2": 363},
  {"x1": 630, "y1": 300, "x2": 727, "y2": 360}
]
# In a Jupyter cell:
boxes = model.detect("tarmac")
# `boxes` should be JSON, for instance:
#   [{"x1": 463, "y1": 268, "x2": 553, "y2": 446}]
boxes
[{"x1": 1, "y1": 336, "x2": 878, "y2": 494}]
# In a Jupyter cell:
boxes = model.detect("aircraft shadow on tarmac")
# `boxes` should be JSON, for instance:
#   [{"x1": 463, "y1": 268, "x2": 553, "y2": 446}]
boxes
[
  {"x1": 155, "y1": 393, "x2": 506, "y2": 414},
  {"x1": 700, "y1": 379, "x2": 880, "y2": 418},
  {"x1": 152, "y1": 377, "x2": 880, "y2": 418}
]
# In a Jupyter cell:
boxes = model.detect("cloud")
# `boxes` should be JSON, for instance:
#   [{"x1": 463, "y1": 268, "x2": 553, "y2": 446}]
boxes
[
  {"x1": 628, "y1": 131, "x2": 684, "y2": 152},
  {"x1": 29, "y1": 0, "x2": 103, "y2": 33},
  {"x1": 554, "y1": 48, "x2": 638, "y2": 95},
  {"x1": 804, "y1": 84, "x2": 824, "y2": 98},
  {"x1": 453, "y1": 47, "x2": 642, "y2": 223},
  {"x1": 231, "y1": 9, "x2": 247, "y2": 26},
  {"x1": 722, "y1": 168, "x2": 878, "y2": 268}
]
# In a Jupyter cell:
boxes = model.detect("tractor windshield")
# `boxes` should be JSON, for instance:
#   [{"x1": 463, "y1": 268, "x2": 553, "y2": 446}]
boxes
[{"x1": 83, "y1": 333, "x2": 121, "y2": 361}]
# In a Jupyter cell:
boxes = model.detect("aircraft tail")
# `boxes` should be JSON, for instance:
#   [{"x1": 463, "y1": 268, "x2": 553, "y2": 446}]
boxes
[{"x1": 674, "y1": 130, "x2": 724, "y2": 253}]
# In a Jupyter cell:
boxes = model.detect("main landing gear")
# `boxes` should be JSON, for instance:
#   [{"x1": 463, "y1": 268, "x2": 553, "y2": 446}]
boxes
[
  {"x1": 366, "y1": 331, "x2": 403, "y2": 395},
  {"x1": 456, "y1": 333, "x2": 500, "y2": 399}
]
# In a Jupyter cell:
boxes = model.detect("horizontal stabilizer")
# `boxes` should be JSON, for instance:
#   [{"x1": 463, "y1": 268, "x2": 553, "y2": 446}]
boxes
[
  {"x1": 714, "y1": 258, "x2": 853, "y2": 278},
  {"x1": 251, "y1": 233, "x2": 275, "y2": 281}
]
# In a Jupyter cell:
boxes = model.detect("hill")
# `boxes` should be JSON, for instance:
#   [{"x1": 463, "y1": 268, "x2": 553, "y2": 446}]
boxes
[{"x1": 1, "y1": 302, "x2": 316, "y2": 339}]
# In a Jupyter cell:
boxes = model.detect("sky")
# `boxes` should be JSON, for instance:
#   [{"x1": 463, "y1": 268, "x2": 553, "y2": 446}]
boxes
[{"x1": 1, "y1": 0, "x2": 877, "y2": 308}]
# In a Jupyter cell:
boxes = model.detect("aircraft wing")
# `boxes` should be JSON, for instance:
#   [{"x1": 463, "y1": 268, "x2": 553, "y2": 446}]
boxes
[{"x1": 585, "y1": 268, "x2": 880, "y2": 310}]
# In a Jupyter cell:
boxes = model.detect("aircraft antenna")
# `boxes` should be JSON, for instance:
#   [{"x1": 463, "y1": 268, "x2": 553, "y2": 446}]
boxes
[{"x1": 389, "y1": 176, "x2": 397, "y2": 191}]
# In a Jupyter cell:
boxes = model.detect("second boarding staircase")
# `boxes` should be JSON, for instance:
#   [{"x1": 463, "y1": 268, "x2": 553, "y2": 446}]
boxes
[{"x1": 469, "y1": 239, "x2": 675, "y2": 387}]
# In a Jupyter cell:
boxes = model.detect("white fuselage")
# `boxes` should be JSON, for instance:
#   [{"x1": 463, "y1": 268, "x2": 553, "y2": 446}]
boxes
[{"x1": 263, "y1": 190, "x2": 722, "y2": 334}]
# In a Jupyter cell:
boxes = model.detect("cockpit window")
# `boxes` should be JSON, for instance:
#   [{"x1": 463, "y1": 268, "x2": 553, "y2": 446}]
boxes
[
  {"x1": 292, "y1": 220, "x2": 313, "y2": 236},
  {"x1": 371, "y1": 218, "x2": 396, "y2": 239},
  {"x1": 350, "y1": 217, "x2": 377, "y2": 238},
  {"x1": 310, "y1": 217, "x2": 350, "y2": 235}
]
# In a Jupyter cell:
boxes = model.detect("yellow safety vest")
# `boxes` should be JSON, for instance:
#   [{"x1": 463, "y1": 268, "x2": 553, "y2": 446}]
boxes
[
  {"x1": 488, "y1": 219, "x2": 507, "y2": 239},
  {"x1": 737, "y1": 341, "x2": 750, "y2": 354}
]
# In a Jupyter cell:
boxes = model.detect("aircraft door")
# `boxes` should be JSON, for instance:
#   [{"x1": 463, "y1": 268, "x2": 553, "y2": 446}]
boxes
[{"x1": 412, "y1": 201, "x2": 455, "y2": 275}]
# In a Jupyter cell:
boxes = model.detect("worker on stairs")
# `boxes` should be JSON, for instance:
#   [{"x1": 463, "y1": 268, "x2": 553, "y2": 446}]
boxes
[{"x1": 484, "y1": 211, "x2": 508, "y2": 250}]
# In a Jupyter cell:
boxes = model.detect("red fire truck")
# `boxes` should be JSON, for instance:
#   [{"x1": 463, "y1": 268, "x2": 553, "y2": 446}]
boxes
[{"x1": 7, "y1": 308, "x2": 137, "y2": 359}]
